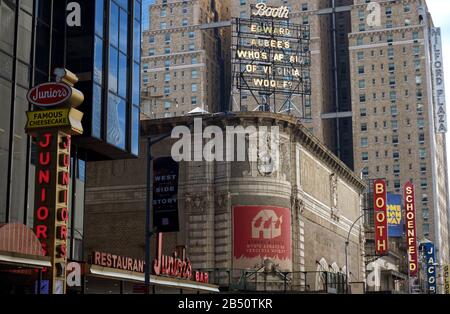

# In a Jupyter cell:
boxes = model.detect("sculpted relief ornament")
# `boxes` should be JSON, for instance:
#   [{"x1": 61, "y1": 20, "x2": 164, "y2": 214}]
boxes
[
  {"x1": 330, "y1": 173, "x2": 340, "y2": 221},
  {"x1": 185, "y1": 193, "x2": 207, "y2": 213},
  {"x1": 215, "y1": 192, "x2": 231, "y2": 213}
]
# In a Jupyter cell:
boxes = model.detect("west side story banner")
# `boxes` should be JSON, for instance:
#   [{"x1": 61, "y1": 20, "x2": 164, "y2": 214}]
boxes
[
  {"x1": 153, "y1": 157, "x2": 180, "y2": 233},
  {"x1": 431, "y1": 27, "x2": 447, "y2": 133}
]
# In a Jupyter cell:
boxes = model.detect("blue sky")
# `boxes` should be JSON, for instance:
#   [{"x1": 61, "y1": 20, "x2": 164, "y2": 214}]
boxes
[{"x1": 427, "y1": 0, "x2": 450, "y2": 181}]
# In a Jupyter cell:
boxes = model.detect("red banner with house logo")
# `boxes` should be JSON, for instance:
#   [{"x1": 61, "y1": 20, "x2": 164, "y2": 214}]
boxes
[{"x1": 233, "y1": 206, "x2": 292, "y2": 271}]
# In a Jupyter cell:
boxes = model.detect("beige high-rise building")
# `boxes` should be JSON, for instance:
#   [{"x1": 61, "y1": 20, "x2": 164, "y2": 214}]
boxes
[
  {"x1": 141, "y1": 0, "x2": 229, "y2": 118},
  {"x1": 350, "y1": 0, "x2": 450, "y2": 271}
]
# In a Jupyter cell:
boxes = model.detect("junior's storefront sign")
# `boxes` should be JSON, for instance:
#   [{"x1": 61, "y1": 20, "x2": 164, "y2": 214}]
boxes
[{"x1": 92, "y1": 237, "x2": 209, "y2": 284}]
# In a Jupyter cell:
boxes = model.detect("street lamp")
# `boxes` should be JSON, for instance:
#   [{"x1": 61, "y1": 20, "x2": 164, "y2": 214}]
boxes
[
  {"x1": 144, "y1": 132, "x2": 172, "y2": 294},
  {"x1": 142, "y1": 110, "x2": 235, "y2": 293},
  {"x1": 345, "y1": 213, "x2": 366, "y2": 294}
]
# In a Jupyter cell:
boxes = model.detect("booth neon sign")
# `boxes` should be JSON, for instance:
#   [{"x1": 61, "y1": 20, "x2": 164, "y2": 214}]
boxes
[{"x1": 252, "y1": 3, "x2": 290, "y2": 19}]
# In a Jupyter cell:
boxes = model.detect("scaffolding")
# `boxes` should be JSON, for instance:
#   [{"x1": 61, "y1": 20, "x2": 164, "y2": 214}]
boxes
[{"x1": 230, "y1": 11, "x2": 311, "y2": 119}]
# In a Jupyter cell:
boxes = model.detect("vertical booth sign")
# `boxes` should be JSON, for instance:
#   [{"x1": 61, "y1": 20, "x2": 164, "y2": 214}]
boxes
[
  {"x1": 373, "y1": 179, "x2": 388, "y2": 255},
  {"x1": 404, "y1": 182, "x2": 418, "y2": 277}
]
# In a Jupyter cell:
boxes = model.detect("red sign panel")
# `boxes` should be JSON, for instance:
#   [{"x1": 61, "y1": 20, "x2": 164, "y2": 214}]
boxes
[
  {"x1": 27, "y1": 82, "x2": 72, "y2": 107},
  {"x1": 373, "y1": 179, "x2": 388, "y2": 255},
  {"x1": 404, "y1": 182, "x2": 419, "y2": 277},
  {"x1": 233, "y1": 206, "x2": 292, "y2": 271}
]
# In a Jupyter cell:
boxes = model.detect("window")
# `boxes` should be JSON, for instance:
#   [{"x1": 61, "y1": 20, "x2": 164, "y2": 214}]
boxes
[
  {"x1": 359, "y1": 80, "x2": 366, "y2": 89},
  {"x1": 422, "y1": 208, "x2": 429, "y2": 220},
  {"x1": 393, "y1": 164, "x2": 400, "y2": 175},
  {"x1": 164, "y1": 33, "x2": 171, "y2": 42},
  {"x1": 361, "y1": 123, "x2": 368, "y2": 132},
  {"x1": 191, "y1": 70, "x2": 198, "y2": 79},
  {"x1": 421, "y1": 179, "x2": 428, "y2": 189},
  {"x1": 361, "y1": 138, "x2": 368, "y2": 148},
  {"x1": 392, "y1": 135, "x2": 399, "y2": 144},
  {"x1": 357, "y1": 52, "x2": 364, "y2": 60},
  {"x1": 191, "y1": 84, "x2": 198, "y2": 92},
  {"x1": 419, "y1": 133, "x2": 425, "y2": 144},
  {"x1": 362, "y1": 167, "x2": 369, "y2": 177},
  {"x1": 422, "y1": 224, "x2": 430, "y2": 236},
  {"x1": 164, "y1": 73, "x2": 170, "y2": 82},
  {"x1": 391, "y1": 120, "x2": 398, "y2": 130},
  {"x1": 149, "y1": 35, "x2": 155, "y2": 43},
  {"x1": 420, "y1": 163, "x2": 427, "y2": 172},
  {"x1": 362, "y1": 152, "x2": 369, "y2": 162},
  {"x1": 393, "y1": 151, "x2": 400, "y2": 159},
  {"x1": 189, "y1": 31, "x2": 195, "y2": 39},
  {"x1": 418, "y1": 118, "x2": 425, "y2": 129},
  {"x1": 164, "y1": 86, "x2": 170, "y2": 94},
  {"x1": 419, "y1": 148, "x2": 426, "y2": 159},
  {"x1": 191, "y1": 96, "x2": 197, "y2": 105},
  {"x1": 358, "y1": 66, "x2": 365, "y2": 74}
]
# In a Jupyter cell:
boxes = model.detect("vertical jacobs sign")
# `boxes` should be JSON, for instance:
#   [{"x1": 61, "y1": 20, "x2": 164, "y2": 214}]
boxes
[
  {"x1": 26, "y1": 68, "x2": 84, "y2": 294},
  {"x1": 404, "y1": 182, "x2": 418, "y2": 277},
  {"x1": 373, "y1": 179, "x2": 388, "y2": 255},
  {"x1": 421, "y1": 242, "x2": 437, "y2": 294},
  {"x1": 431, "y1": 27, "x2": 447, "y2": 133}
]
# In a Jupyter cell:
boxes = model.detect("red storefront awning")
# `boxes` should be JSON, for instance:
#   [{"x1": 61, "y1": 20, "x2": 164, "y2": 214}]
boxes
[{"x1": 0, "y1": 223, "x2": 50, "y2": 269}]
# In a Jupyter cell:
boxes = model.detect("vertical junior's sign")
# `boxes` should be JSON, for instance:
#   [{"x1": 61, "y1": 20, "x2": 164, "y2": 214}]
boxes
[
  {"x1": 421, "y1": 242, "x2": 437, "y2": 294},
  {"x1": 373, "y1": 179, "x2": 388, "y2": 255},
  {"x1": 26, "y1": 68, "x2": 84, "y2": 294},
  {"x1": 152, "y1": 157, "x2": 180, "y2": 232},
  {"x1": 233, "y1": 206, "x2": 292, "y2": 271},
  {"x1": 431, "y1": 27, "x2": 447, "y2": 133},
  {"x1": 404, "y1": 182, "x2": 419, "y2": 277},
  {"x1": 34, "y1": 132, "x2": 71, "y2": 294}
]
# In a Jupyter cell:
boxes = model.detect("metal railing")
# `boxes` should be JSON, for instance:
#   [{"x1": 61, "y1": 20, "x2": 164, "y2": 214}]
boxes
[{"x1": 197, "y1": 268, "x2": 347, "y2": 294}]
